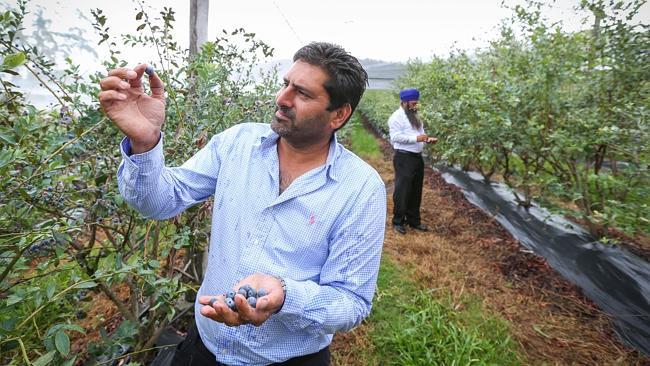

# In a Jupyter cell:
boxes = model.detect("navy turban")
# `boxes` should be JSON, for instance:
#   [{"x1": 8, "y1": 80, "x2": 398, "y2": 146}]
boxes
[{"x1": 399, "y1": 88, "x2": 420, "y2": 102}]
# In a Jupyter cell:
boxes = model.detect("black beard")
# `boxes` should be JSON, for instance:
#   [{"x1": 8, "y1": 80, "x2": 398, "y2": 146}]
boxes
[{"x1": 404, "y1": 107, "x2": 421, "y2": 130}]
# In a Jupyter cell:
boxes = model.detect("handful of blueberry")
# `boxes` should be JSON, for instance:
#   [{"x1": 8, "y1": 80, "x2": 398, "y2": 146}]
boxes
[{"x1": 210, "y1": 284, "x2": 268, "y2": 311}]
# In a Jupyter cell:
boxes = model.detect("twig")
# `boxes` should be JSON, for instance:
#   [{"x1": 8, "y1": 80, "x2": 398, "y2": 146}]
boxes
[{"x1": 173, "y1": 266, "x2": 196, "y2": 282}]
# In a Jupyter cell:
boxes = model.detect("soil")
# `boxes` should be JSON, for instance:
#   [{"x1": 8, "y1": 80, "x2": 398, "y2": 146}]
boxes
[{"x1": 330, "y1": 119, "x2": 650, "y2": 365}]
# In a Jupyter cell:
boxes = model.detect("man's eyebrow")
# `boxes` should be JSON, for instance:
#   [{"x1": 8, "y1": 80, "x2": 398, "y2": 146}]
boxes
[{"x1": 283, "y1": 77, "x2": 312, "y2": 95}]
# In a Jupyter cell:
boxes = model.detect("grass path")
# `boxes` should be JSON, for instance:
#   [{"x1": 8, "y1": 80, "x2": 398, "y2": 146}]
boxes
[{"x1": 330, "y1": 120, "x2": 648, "y2": 365}]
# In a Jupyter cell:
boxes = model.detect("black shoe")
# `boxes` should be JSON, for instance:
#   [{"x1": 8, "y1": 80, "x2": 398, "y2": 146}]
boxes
[
  {"x1": 408, "y1": 223, "x2": 429, "y2": 232},
  {"x1": 393, "y1": 224, "x2": 406, "y2": 235}
]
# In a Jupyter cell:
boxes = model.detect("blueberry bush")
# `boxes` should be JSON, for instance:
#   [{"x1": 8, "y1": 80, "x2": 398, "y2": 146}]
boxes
[
  {"x1": 0, "y1": 0, "x2": 277, "y2": 364},
  {"x1": 360, "y1": 0, "x2": 649, "y2": 237}
]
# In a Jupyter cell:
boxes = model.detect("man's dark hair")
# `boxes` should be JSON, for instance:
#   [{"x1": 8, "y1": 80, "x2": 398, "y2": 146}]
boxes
[{"x1": 293, "y1": 42, "x2": 368, "y2": 126}]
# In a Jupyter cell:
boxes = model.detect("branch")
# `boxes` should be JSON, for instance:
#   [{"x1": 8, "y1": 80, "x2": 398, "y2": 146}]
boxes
[{"x1": 98, "y1": 282, "x2": 137, "y2": 322}]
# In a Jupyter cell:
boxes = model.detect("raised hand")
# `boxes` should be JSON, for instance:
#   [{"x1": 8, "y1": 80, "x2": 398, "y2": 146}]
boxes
[{"x1": 99, "y1": 64, "x2": 166, "y2": 154}]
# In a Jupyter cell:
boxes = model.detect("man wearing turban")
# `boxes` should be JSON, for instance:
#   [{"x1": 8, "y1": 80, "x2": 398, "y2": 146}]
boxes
[{"x1": 387, "y1": 88, "x2": 437, "y2": 235}]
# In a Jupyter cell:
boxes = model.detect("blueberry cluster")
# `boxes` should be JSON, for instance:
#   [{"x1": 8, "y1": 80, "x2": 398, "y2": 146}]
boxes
[
  {"x1": 210, "y1": 285, "x2": 268, "y2": 312},
  {"x1": 23, "y1": 237, "x2": 58, "y2": 257}
]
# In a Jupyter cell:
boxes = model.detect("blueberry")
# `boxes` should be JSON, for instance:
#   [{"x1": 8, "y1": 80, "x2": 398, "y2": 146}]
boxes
[
  {"x1": 247, "y1": 288, "x2": 257, "y2": 298},
  {"x1": 144, "y1": 65, "x2": 154, "y2": 76},
  {"x1": 257, "y1": 288, "x2": 267, "y2": 297},
  {"x1": 208, "y1": 297, "x2": 217, "y2": 306},
  {"x1": 226, "y1": 290, "x2": 236, "y2": 299},
  {"x1": 237, "y1": 288, "x2": 248, "y2": 297},
  {"x1": 75, "y1": 310, "x2": 87, "y2": 319},
  {"x1": 247, "y1": 296, "x2": 257, "y2": 308},
  {"x1": 224, "y1": 298, "x2": 236, "y2": 311}
]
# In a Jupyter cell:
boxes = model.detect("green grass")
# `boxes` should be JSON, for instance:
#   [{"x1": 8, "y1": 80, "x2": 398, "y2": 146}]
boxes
[
  {"x1": 343, "y1": 113, "x2": 382, "y2": 159},
  {"x1": 340, "y1": 113, "x2": 523, "y2": 365},
  {"x1": 359, "y1": 256, "x2": 523, "y2": 366}
]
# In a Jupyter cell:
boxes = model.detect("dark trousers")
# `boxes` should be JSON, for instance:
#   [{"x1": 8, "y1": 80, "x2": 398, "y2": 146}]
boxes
[
  {"x1": 392, "y1": 149, "x2": 424, "y2": 227},
  {"x1": 171, "y1": 322, "x2": 330, "y2": 366}
]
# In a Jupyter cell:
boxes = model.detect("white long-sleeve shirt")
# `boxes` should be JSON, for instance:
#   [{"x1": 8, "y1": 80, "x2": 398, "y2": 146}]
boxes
[{"x1": 388, "y1": 107, "x2": 425, "y2": 153}]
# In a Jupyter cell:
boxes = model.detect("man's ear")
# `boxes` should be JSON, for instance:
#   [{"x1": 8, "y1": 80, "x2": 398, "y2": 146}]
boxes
[{"x1": 329, "y1": 103, "x2": 352, "y2": 130}]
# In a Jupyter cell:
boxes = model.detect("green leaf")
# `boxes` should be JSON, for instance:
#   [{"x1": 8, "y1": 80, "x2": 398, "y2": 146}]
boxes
[
  {"x1": 46, "y1": 282, "x2": 56, "y2": 299},
  {"x1": 136, "y1": 11, "x2": 143, "y2": 20},
  {"x1": 61, "y1": 357, "x2": 77, "y2": 366},
  {"x1": 55, "y1": 331, "x2": 70, "y2": 356},
  {"x1": 0, "y1": 150, "x2": 13, "y2": 169},
  {"x1": 75, "y1": 281, "x2": 98, "y2": 289},
  {"x1": 45, "y1": 323, "x2": 86, "y2": 337},
  {"x1": 0, "y1": 132, "x2": 16, "y2": 144},
  {"x1": 32, "y1": 351, "x2": 56, "y2": 366},
  {"x1": 1, "y1": 52, "x2": 26, "y2": 70},
  {"x1": 6, "y1": 294, "x2": 22, "y2": 306}
]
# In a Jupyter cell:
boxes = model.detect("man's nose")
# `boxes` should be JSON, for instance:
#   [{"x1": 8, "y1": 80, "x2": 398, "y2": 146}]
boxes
[{"x1": 275, "y1": 86, "x2": 293, "y2": 108}]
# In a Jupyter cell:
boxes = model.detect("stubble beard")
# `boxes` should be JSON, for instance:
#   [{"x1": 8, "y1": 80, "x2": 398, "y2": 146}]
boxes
[
  {"x1": 271, "y1": 106, "x2": 330, "y2": 148},
  {"x1": 271, "y1": 106, "x2": 296, "y2": 137}
]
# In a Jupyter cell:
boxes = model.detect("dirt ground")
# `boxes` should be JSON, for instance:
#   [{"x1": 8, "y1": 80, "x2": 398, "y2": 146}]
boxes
[{"x1": 331, "y1": 126, "x2": 649, "y2": 365}]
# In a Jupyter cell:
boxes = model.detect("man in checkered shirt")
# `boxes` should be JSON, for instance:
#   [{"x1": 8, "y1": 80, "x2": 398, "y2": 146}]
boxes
[{"x1": 99, "y1": 42, "x2": 386, "y2": 365}]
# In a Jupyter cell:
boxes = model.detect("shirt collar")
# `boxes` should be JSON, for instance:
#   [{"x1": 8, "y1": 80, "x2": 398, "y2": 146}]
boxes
[{"x1": 257, "y1": 126, "x2": 341, "y2": 181}]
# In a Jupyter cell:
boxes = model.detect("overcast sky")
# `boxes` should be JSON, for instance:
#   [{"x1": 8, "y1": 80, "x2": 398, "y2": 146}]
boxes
[{"x1": 5, "y1": 0, "x2": 650, "y2": 71}]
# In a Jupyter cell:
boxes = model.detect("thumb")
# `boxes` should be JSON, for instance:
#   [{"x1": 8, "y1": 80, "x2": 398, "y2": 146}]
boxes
[
  {"x1": 133, "y1": 63, "x2": 165, "y2": 100},
  {"x1": 148, "y1": 69, "x2": 165, "y2": 100}
]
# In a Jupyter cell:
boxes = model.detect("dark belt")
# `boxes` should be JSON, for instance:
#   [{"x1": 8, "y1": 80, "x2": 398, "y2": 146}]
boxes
[{"x1": 395, "y1": 149, "x2": 422, "y2": 157}]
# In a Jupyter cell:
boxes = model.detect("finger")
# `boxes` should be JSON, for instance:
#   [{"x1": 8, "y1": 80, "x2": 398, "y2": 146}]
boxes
[
  {"x1": 131, "y1": 63, "x2": 165, "y2": 99},
  {"x1": 234, "y1": 295, "x2": 254, "y2": 319},
  {"x1": 100, "y1": 76, "x2": 131, "y2": 91},
  {"x1": 107, "y1": 67, "x2": 138, "y2": 81},
  {"x1": 144, "y1": 65, "x2": 166, "y2": 99},
  {"x1": 237, "y1": 297, "x2": 269, "y2": 326},
  {"x1": 199, "y1": 300, "x2": 231, "y2": 321},
  {"x1": 199, "y1": 298, "x2": 244, "y2": 326},
  {"x1": 214, "y1": 299, "x2": 244, "y2": 326},
  {"x1": 199, "y1": 304, "x2": 223, "y2": 321},
  {"x1": 198, "y1": 295, "x2": 222, "y2": 306},
  {"x1": 128, "y1": 64, "x2": 148, "y2": 90},
  {"x1": 221, "y1": 310, "x2": 244, "y2": 327},
  {"x1": 244, "y1": 292, "x2": 277, "y2": 322},
  {"x1": 98, "y1": 90, "x2": 127, "y2": 103},
  {"x1": 254, "y1": 296, "x2": 273, "y2": 312}
]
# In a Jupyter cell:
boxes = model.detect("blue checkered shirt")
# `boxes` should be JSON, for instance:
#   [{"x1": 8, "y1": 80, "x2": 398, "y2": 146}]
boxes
[{"x1": 118, "y1": 123, "x2": 386, "y2": 365}]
